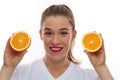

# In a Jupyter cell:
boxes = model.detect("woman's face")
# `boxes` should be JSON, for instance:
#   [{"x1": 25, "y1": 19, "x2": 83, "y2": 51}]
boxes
[{"x1": 40, "y1": 16, "x2": 76, "y2": 62}]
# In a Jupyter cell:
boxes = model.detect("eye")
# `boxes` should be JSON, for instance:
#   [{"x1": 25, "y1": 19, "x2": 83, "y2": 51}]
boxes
[
  {"x1": 60, "y1": 32, "x2": 68, "y2": 36},
  {"x1": 44, "y1": 32, "x2": 53, "y2": 36}
]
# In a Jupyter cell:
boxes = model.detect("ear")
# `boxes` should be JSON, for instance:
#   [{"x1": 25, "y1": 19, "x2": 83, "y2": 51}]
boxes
[
  {"x1": 39, "y1": 29, "x2": 43, "y2": 40},
  {"x1": 72, "y1": 30, "x2": 77, "y2": 41}
]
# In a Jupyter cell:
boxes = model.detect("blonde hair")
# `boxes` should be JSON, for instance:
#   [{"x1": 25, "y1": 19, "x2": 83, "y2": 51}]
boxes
[{"x1": 41, "y1": 4, "x2": 80, "y2": 65}]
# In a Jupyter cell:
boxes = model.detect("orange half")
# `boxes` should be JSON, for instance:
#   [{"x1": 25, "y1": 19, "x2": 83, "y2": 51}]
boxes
[
  {"x1": 10, "y1": 31, "x2": 31, "y2": 52},
  {"x1": 82, "y1": 31, "x2": 102, "y2": 52}
]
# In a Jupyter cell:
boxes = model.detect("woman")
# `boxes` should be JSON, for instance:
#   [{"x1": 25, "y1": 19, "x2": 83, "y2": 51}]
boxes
[{"x1": 0, "y1": 4, "x2": 114, "y2": 80}]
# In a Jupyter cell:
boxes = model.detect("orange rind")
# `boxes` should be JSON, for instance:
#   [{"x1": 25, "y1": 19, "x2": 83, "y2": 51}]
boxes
[
  {"x1": 10, "y1": 31, "x2": 31, "y2": 52},
  {"x1": 82, "y1": 31, "x2": 102, "y2": 52}
]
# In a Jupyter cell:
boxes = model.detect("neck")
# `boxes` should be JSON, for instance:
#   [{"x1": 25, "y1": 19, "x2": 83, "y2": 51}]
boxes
[
  {"x1": 43, "y1": 56, "x2": 70, "y2": 78},
  {"x1": 43, "y1": 56, "x2": 70, "y2": 69}
]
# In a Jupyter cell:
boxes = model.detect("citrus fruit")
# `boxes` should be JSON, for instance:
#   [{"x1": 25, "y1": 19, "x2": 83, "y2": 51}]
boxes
[
  {"x1": 81, "y1": 31, "x2": 102, "y2": 52},
  {"x1": 10, "y1": 31, "x2": 31, "y2": 52}
]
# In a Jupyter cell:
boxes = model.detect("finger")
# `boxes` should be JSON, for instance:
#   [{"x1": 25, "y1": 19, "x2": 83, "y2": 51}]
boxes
[{"x1": 84, "y1": 50, "x2": 94, "y2": 56}]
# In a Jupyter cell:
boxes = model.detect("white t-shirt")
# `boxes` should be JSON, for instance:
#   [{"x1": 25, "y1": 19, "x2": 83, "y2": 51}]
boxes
[{"x1": 11, "y1": 59, "x2": 99, "y2": 80}]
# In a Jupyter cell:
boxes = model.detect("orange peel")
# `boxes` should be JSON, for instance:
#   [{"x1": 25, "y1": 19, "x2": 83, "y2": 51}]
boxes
[
  {"x1": 82, "y1": 31, "x2": 102, "y2": 52},
  {"x1": 10, "y1": 31, "x2": 31, "y2": 52}
]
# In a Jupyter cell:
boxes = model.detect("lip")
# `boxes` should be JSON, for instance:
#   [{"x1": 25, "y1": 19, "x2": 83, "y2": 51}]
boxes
[{"x1": 49, "y1": 46, "x2": 63, "y2": 53}]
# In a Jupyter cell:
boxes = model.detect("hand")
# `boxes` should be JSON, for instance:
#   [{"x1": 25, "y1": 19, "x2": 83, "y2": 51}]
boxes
[
  {"x1": 3, "y1": 38, "x2": 27, "y2": 68},
  {"x1": 84, "y1": 34, "x2": 106, "y2": 67}
]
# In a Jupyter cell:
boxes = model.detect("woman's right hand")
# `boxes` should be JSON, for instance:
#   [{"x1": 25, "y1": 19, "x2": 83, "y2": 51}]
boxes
[
  {"x1": 0, "y1": 38, "x2": 27, "y2": 80},
  {"x1": 3, "y1": 38, "x2": 27, "y2": 68}
]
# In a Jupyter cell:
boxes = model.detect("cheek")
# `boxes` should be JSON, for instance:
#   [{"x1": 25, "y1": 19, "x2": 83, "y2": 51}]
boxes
[
  {"x1": 43, "y1": 36, "x2": 49, "y2": 43},
  {"x1": 62, "y1": 36, "x2": 72, "y2": 45}
]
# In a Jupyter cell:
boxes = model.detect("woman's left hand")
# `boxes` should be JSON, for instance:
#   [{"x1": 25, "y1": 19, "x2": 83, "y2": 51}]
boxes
[{"x1": 84, "y1": 34, "x2": 106, "y2": 67}]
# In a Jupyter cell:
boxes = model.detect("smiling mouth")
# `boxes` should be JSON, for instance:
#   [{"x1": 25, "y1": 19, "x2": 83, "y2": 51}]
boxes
[{"x1": 49, "y1": 47, "x2": 63, "y2": 53}]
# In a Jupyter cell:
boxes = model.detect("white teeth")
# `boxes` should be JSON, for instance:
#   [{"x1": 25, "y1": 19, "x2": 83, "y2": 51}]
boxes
[{"x1": 51, "y1": 48, "x2": 61, "y2": 50}]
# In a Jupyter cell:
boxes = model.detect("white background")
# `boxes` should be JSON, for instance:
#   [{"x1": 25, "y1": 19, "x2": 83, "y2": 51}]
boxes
[{"x1": 0, "y1": 0, "x2": 120, "y2": 79}]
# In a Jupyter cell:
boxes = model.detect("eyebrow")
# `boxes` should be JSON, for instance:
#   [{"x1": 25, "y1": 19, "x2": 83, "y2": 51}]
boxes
[
  {"x1": 60, "y1": 28, "x2": 69, "y2": 31},
  {"x1": 43, "y1": 28, "x2": 69, "y2": 31},
  {"x1": 43, "y1": 28, "x2": 51, "y2": 30}
]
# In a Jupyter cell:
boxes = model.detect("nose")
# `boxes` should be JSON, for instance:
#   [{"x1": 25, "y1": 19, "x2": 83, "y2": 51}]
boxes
[{"x1": 52, "y1": 34, "x2": 60, "y2": 45}]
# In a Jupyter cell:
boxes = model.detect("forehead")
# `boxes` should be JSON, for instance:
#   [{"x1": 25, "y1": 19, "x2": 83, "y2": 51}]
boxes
[{"x1": 42, "y1": 16, "x2": 72, "y2": 30}]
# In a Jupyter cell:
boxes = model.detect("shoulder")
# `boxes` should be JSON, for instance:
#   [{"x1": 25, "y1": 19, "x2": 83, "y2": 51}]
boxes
[
  {"x1": 70, "y1": 62, "x2": 99, "y2": 79},
  {"x1": 11, "y1": 59, "x2": 43, "y2": 79},
  {"x1": 17, "y1": 59, "x2": 43, "y2": 71},
  {"x1": 19, "y1": 59, "x2": 42, "y2": 68}
]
